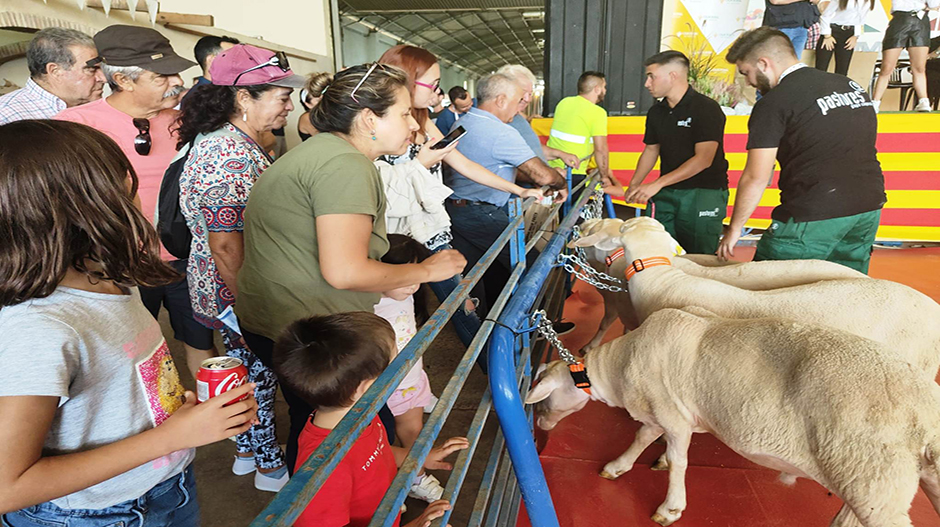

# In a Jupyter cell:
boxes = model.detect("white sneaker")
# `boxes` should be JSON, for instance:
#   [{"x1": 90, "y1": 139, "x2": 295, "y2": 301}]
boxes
[
  {"x1": 872, "y1": 100, "x2": 881, "y2": 114},
  {"x1": 408, "y1": 474, "x2": 444, "y2": 503},
  {"x1": 255, "y1": 467, "x2": 289, "y2": 492},
  {"x1": 424, "y1": 395, "x2": 439, "y2": 414},
  {"x1": 916, "y1": 98, "x2": 932, "y2": 113},
  {"x1": 232, "y1": 455, "x2": 256, "y2": 476}
]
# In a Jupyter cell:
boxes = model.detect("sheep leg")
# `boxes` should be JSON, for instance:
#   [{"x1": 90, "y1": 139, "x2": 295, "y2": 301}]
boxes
[
  {"x1": 584, "y1": 297, "x2": 618, "y2": 352},
  {"x1": 651, "y1": 452, "x2": 669, "y2": 471},
  {"x1": 831, "y1": 475, "x2": 918, "y2": 527},
  {"x1": 919, "y1": 468, "x2": 940, "y2": 516},
  {"x1": 829, "y1": 504, "x2": 864, "y2": 527},
  {"x1": 599, "y1": 423, "x2": 663, "y2": 480},
  {"x1": 651, "y1": 429, "x2": 692, "y2": 526}
]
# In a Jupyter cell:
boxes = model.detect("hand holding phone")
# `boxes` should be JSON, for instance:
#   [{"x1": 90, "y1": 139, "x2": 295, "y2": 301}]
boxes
[{"x1": 430, "y1": 126, "x2": 467, "y2": 150}]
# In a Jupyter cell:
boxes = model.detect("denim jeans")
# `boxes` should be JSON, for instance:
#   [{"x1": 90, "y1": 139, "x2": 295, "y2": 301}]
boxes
[
  {"x1": 778, "y1": 26, "x2": 808, "y2": 58},
  {"x1": 2, "y1": 465, "x2": 198, "y2": 527},
  {"x1": 427, "y1": 243, "x2": 483, "y2": 348}
]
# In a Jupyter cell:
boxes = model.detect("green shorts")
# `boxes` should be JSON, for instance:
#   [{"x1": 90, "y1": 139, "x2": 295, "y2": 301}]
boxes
[
  {"x1": 643, "y1": 186, "x2": 729, "y2": 254},
  {"x1": 754, "y1": 209, "x2": 882, "y2": 274}
]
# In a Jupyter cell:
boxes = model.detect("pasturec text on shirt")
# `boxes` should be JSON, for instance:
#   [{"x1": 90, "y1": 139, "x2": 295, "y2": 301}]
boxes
[{"x1": 816, "y1": 80, "x2": 873, "y2": 116}]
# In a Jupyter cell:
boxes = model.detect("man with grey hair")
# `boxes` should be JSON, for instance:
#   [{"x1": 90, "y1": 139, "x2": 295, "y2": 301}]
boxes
[
  {"x1": 496, "y1": 64, "x2": 578, "y2": 169},
  {"x1": 57, "y1": 25, "x2": 217, "y2": 375},
  {"x1": 445, "y1": 72, "x2": 567, "y2": 313},
  {"x1": 0, "y1": 28, "x2": 105, "y2": 124}
]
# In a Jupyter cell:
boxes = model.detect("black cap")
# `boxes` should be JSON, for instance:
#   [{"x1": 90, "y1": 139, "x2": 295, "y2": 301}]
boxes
[{"x1": 94, "y1": 25, "x2": 196, "y2": 75}]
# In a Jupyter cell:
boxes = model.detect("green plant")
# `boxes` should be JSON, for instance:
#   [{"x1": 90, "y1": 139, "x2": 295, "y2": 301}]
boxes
[{"x1": 664, "y1": 24, "x2": 742, "y2": 108}]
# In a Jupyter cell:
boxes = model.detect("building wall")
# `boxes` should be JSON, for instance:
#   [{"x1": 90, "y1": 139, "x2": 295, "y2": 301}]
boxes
[{"x1": 0, "y1": 0, "x2": 333, "y2": 147}]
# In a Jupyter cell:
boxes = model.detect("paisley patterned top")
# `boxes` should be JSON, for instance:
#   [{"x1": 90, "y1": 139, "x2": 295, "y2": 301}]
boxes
[{"x1": 179, "y1": 123, "x2": 271, "y2": 329}]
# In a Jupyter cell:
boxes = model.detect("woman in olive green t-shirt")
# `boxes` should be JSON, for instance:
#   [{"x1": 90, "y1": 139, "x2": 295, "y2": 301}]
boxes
[{"x1": 235, "y1": 63, "x2": 466, "y2": 470}]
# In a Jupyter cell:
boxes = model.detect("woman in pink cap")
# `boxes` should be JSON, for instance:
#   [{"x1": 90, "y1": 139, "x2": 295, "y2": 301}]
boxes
[{"x1": 175, "y1": 44, "x2": 305, "y2": 492}]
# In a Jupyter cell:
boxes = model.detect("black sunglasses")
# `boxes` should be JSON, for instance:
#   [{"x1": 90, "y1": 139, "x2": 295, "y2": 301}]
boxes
[
  {"x1": 232, "y1": 51, "x2": 290, "y2": 86},
  {"x1": 132, "y1": 118, "x2": 151, "y2": 156}
]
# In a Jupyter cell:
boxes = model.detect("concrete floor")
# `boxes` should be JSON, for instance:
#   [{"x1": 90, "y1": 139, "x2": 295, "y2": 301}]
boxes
[{"x1": 161, "y1": 311, "x2": 499, "y2": 527}]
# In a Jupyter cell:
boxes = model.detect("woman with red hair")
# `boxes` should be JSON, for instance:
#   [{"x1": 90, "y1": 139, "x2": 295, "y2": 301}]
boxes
[{"x1": 376, "y1": 45, "x2": 543, "y2": 352}]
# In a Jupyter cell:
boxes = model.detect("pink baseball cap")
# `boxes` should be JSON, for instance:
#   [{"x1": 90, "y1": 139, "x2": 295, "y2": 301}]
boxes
[{"x1": 210, "y1": 44, "x2": 306, "y2": 88}]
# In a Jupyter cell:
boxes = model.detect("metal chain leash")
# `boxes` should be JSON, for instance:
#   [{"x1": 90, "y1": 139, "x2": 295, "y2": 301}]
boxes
[
  {"x1": 532, "y1": 309, "x2": 579, "y2": 365},
  {"x1": 556, "y1": 253, "x2": 625, "y2": 293}
]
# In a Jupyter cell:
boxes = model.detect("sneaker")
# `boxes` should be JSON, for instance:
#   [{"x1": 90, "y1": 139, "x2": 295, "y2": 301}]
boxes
[
  {"x1": 872, "y1": 100, "x2": 881, "y2": 114},
  {"x1": 916, "y1": 98, "x2": 932, "y2": 113},
  {"x1": 552, "y1": 321, "x2": 576, "y2": 336},
  {"x1": 424, "y1": 394, "x2": 439, "y2": 414},
  {"x1": 255, "y1": 466, "x2": 289, "y2": 492},
  {"x1": 408, "y1": 474, "x2": 444, "y2": 503},
  {"x1": 232, "y1": 455, "x2": 256, "y2": 476}
]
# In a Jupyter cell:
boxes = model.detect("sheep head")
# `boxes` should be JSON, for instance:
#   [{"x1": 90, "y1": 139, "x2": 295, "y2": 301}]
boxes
[
  {"x1": 618, "y1": 217, "x2": 687, "y2": 262},
  {"x1": 567, "y1": 218, "x2": 627, "y2": 259},
  {"x1": 526, "y1": 360, "x2": 592, "y2": 431}
]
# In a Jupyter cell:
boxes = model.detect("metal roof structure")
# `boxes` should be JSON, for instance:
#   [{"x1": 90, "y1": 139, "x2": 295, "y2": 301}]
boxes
[{"x1": 339, "y1": 0, "x2": 545, "y2": 78}]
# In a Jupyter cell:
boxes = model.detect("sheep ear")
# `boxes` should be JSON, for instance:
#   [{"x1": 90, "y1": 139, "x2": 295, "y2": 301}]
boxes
[
  {"x1": 536, "y1": 362, "x2": 548, "y2": 378},
  {"x1": 568, "y1": 232, "x2": 606, "y2": 248},
  {"x1": 579, "y1": 218, "x2": 603, "y2": 235},
  {"x1": 525, "y1": 375, "x2": 560, "y2": 404}
]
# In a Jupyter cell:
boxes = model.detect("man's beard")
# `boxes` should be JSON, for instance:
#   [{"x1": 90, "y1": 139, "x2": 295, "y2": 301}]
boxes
[
  {"x1": 755, "y1": 70, "x2": 772, "y2": 95},
  {"x1": 597, "y1": 91, "x2": 606, "y2": 103}
]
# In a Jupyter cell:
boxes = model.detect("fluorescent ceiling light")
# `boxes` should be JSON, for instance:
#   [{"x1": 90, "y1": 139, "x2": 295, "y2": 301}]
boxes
[
  {"x1": 522, "y1": 11, "x2": 544, "y2": 18},
  {"x1": 532, "y1": 28, "x2": 545, "y2": 33}
]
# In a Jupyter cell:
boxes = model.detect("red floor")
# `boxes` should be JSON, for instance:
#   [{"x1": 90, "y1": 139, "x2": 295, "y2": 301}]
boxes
[{"x1": 518, "y1": 246, "x2": 940, "y2": 527}]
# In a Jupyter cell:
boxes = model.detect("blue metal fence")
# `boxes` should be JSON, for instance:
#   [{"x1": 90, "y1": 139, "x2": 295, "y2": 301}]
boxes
[{"x1": 250, "y1": 170, "x2": 602, "y2": 527}]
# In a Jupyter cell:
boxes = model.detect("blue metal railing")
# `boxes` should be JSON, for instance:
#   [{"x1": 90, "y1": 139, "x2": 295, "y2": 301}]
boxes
[{"x1": 251, "y1": 167, "x2": 599, "y2": 526}]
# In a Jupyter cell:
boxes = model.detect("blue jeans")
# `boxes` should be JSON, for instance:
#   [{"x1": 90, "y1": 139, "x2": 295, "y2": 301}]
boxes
[
  {"x1": 778, "y1": 26, "x2": 808, "y2": 58},
  {"x1": 427, "y1": 243, "x2": 483, "y2": 349},
  {"x1": 2, "y1": 465, "x2": 198, "y2": 527}
]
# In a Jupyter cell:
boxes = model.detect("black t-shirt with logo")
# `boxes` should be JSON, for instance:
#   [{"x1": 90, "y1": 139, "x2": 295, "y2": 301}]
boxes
[
  {"x1": 747, "y1": 66, "x2": 886, "y2": 222},
  {"x1": 643, "y1": 87, "x2": 729, "y2": 190}
]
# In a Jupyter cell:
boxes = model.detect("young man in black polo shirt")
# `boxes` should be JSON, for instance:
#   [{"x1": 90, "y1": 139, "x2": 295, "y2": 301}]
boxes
[
  {"x1": 626, "y1": 50, "x2": 730, "y2": 254},
  {"x1": 718, "y1": 27, "x2": 886, "y2": 273}
]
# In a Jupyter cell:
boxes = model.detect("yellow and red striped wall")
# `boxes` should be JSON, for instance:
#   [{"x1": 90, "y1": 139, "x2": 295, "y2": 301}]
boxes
[{"x1": 532, "y1": 114, "x2": 940, "y2": 242}]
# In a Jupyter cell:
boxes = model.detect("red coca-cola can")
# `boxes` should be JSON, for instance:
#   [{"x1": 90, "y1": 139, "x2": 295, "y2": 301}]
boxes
[{"x1": 196, "y1": 357, "x2": 249, "y2": 404}]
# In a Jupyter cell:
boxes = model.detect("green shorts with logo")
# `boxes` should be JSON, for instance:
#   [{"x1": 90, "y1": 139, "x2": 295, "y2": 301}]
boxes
[
  {"x1": 642, "y1": 186, "x2": 729, "y2": 254},
  {"x1": 754, "y1": 209, "x2": 882, "y2": 274}
]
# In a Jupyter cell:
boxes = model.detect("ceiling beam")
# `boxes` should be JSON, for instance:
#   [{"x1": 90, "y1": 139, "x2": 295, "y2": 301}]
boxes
[{"x1": 491, "y1": 10, "x2": 539, "y2": 69}]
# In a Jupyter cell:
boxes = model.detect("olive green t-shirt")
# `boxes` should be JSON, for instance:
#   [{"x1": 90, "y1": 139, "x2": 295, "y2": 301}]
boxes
[{"x1": 235, "y1": 133, "x2": 389, "y2": 340}]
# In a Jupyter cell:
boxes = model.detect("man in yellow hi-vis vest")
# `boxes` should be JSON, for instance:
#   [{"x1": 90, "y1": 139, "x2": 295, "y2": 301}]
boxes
[{"x1": 547, "y1": 71, "x2": 617, "y2": 189}]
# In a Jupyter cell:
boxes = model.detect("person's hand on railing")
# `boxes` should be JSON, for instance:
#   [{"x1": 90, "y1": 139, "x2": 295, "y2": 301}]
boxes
[
  {"x1": 558, "y1": 151, "x2": 580, "y2": 169},
  {"x1": 550, "y1": 187, "x2": 568, "y2": 203},
  {"x1": 405, "y1": 500, "x2": 453, "y2": 527},
  {"x1": 421, "y1": 250, "x2": 467, "y2": 283},
  {"x1": 416, "y1": 136, "x2": 460, "y2": 169},
  {"x1": 518, "y1": 187, "x2": 546, "y2": 201},
  {"x1": 424, "y1": 437, "x2": 470, "y2": 470}
]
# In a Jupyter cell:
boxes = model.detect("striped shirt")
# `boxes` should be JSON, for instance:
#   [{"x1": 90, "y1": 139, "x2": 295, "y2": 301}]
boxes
[{"x1": 0, "y1": 78, "x2": 67, "y2": 125}]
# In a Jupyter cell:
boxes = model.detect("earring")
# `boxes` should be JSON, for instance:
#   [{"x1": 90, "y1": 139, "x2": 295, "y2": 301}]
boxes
[
  {"x1": 370, "y1": 129, "x2": 377, "y2": 141},
  {"x1": 242, "y1": 112, "x2": 248, "y2": 122}
]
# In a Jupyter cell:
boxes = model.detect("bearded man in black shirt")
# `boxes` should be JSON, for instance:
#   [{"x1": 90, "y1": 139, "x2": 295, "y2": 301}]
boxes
[{"x1": 718, "y1": 27, "x2": 886, "y2": 273}]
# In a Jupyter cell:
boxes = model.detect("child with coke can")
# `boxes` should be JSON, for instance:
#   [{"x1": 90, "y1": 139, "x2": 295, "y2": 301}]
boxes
[
  {"x1": 0, "y1": 120, "x2": 258, "y2": 527},
  {"x1": 273, "y1": 312, "x2": 469, "y2": 527}
]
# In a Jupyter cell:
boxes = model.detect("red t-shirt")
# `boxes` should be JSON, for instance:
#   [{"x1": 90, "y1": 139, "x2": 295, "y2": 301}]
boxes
[{"x1": 294, "y1": 416, "x2": 400, "y2": 527}]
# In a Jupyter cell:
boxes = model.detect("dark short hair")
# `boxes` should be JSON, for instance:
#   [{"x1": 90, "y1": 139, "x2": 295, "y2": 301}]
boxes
[
  {"x1": 309, "y1": 63, "x2": 410, "y2": 135},
  {"x1": 725, "y1": 26, "x2": 797, "y2": 64},
  {"x1": 273, "y1": 312, "x2": 396, "y2": 409},
  {"x1": 448, "y1": 85, "x2": 469, "y2": 102},
  {"x1": 27, "y1": 27, "x2": 95, "y2": 78},
  {"x1": 577, "y1": 71, "x2": 606, "y2": 94},
  {"x1": 382, "y1": 234, "x2": 432, "y2": 324},
  {"x1": 176, "y1": 83, "x2": 278, "y2": 148},
  {"x1": 644, "y1": 50, "x2": 690, "y2": 69},
  {"x1": 193, "y1": 35, "x2": 239, "y2": 70}
]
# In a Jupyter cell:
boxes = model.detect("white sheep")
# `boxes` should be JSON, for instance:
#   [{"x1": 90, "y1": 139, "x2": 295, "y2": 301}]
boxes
[
  {"x1": 574, "y1": 218, "x2": 867, "y2": 352},
  {"x1": 526, "y1": 307, "x2": 940, "y2": 527},
  {"x1": 569, "y1": 217, "x2": 940, "y2": 379}
]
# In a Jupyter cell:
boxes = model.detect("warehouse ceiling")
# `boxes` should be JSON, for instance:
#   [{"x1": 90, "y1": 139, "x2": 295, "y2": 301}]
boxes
[{"x1": 339, "y1": 0, "x2": 545, "y2": 78}]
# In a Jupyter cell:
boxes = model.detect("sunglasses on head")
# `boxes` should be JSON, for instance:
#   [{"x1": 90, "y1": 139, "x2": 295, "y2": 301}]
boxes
[
  {"x1": 232, "y1": 51, "x2": 290, "y2": 86},
  {"x1": 132, "y1": 118, "x2": 151, "y2": 156}
]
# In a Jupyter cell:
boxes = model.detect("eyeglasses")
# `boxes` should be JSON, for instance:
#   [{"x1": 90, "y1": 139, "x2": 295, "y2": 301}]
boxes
[
  {"x1": 232, "y1": 51, "x2": 290, "y2": 86},
  {"x1": 350, "y1": 62, "x2": 380, "y2": 105},
  {"x1": 415, "y1": 79, "x2": 441, "y2": 91},
  {"x1": 132, "y1": 118, "x2": 151, "y2": 156}
]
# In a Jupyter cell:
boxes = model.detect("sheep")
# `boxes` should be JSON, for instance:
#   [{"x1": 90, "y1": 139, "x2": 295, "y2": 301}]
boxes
[
  {"x1": 574, "y1": 218, "x2": 867, "y2": 352},
  {"x1": 526, "y1": 307, "x2": 940, "y2": 527}
]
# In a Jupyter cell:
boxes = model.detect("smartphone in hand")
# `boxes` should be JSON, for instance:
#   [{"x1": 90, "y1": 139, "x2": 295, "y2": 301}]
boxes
[{"x1": 431, "y1": 126, "x2": 468, "y2": 150}]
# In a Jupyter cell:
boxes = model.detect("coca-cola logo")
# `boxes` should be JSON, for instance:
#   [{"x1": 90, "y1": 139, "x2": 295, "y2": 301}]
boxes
[{"x1": 214, "y1": 371, "x2": 246, "y2": 397}]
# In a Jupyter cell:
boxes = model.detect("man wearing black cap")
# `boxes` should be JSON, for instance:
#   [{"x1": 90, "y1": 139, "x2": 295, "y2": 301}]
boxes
[{"x1": 57, "y1": 25, "x2": 217, "y2": 377}]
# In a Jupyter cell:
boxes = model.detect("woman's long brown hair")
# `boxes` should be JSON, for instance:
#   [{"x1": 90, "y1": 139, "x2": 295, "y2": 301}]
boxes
[
  {"x1": 839, "y1": 0, "x2": 875, "y2": 11},
  {"x1": 379, "y1": 45, "x2": 438, "y2": 138},
  {"x1": 0, "y1": 120, "x2": 179, "y2": 309}
]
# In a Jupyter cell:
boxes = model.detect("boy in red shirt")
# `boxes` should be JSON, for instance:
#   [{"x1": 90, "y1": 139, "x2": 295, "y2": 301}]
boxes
[{"x1": 273, "y1": 312, "x2": 469, "y2": 527}]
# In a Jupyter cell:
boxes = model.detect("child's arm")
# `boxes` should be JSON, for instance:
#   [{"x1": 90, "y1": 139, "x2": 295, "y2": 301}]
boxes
[
  {"x1": 390, "y1": 437, "x2": 470, "y2": 469},
  {"x1": 403, "y1": 500, "x2": 452, "y2": 527},
  {"x1": 0, "y1": 385, "x2": 257, "y2": 514}
]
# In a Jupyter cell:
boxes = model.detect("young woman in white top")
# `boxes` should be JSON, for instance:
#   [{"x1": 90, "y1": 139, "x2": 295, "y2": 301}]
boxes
[
  {"x1": 871, "y1": 0, "x2": 940, "y2": 112},
  {"x1": 815, "y1": 0, "x2": 876, "y2": 76}
]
